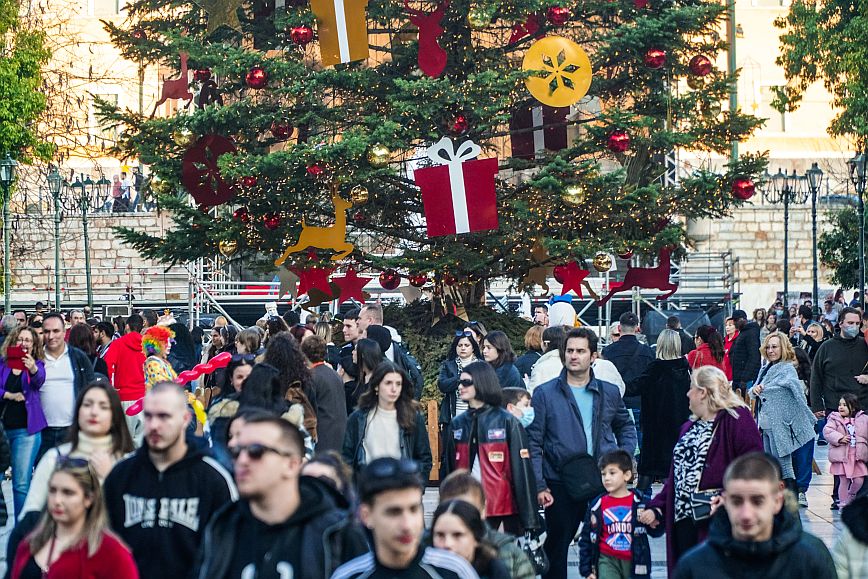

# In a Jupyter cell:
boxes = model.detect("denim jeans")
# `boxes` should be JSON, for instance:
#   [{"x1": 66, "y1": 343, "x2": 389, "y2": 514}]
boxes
[
  {"x1": 792, "y1": 438, "x2": 815, "y2": 493},
  {"x1": 7, "y1": 428, "x2": 41, "y2": 519},
  {"x1": 36, "y1": 426, "x2": 69, "y2": 464}
]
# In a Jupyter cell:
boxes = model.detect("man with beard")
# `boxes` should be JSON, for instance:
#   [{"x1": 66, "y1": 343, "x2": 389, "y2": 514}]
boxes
[{"x1": 103, "y1": 383, "x2": 237, "y2": 578}]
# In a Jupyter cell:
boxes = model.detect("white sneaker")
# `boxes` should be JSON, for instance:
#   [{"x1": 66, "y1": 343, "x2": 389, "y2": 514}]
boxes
[{"x1": 798, "y1": 492, "x2": 808, "y2": 508}]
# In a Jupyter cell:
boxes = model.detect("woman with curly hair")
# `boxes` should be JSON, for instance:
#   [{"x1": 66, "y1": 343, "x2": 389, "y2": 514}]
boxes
[
  {"x1": 262, "y1": 331, "x2": 318, "y2": 441},
  {"x1": 142, "y1": 326, "x2": 177, "y2": 390}
]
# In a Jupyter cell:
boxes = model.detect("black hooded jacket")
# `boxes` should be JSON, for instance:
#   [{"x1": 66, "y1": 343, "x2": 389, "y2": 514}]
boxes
[
  {"x1": 194, "y1": 476, "x2": 369, "y2": 579},
  {"x1": 673, "y1": 503, "x2": 836, "y2": 579},
  {"x1": 729, "y1": 321, "x2": 762, "y2": 385},
  {"x1": 103, "y1": 441, "x2": 238, "y2": 579}
]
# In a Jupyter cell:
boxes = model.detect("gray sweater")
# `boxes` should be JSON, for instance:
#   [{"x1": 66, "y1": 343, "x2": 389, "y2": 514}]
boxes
[{"x1": 752, "y1": 361, "x2": 816, "y2": 457}]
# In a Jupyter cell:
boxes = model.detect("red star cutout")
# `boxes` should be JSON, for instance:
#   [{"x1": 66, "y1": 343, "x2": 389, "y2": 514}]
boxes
[
  {"x1": 332, "y1": 267, "x2": 372, "y2": 304},
  {"x1": 559, "y1": 261, "x2": 591, "y2": 297},
  {"x1": 291, "y1": 264, "x2": 334, "y2": 297}
]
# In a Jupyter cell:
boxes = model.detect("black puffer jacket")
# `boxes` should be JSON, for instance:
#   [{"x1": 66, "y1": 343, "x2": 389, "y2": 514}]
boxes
[
  {"x1": 673, "y1": 503, "x2": 836, "y2": 579},
  {"x1": 729, "y1": 321, "x2": 761, "y2": 386}
]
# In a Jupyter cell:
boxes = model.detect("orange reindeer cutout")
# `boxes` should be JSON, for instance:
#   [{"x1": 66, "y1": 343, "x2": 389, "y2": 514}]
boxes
[
  {"x1": 596, "y1": 247, "x2": 678, "y2": 305},
  {"x1": 405, "y1": 0, "x2": 449, "y2": 77},
  {"x1": 152, "y1": 52, "x2": 193, "y2": 117},
  {"x1": 274, "y1": 192, "x2": 355, "y2": 266}
]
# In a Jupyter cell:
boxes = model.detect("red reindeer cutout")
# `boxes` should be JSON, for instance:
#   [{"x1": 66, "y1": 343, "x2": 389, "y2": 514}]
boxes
[
  {"x1": 596, "y1": 247, "x2": 679, "y2": 305},
  {"x1": 152, "y1": 52, "x2": 193, "y2": 117},
  {"x1": 405, "y1": 0, "x2": 449, "y2": 77}
]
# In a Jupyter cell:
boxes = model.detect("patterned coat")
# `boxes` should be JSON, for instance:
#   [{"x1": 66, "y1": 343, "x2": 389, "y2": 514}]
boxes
[{"x1": 751, "y1": 361, "x2": 816, "y2": 457}]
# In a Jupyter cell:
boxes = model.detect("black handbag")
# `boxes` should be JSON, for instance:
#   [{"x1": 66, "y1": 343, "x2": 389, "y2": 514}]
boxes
[
  {"x1": 559, "y1": 452, "x2": 605, "y2": 502},
  {"x1": 519, "y1": 511, "x2": 549, "y2": 575},
  {"x1": 690, "y1": 489, "x2": 721, "y2": 521}
]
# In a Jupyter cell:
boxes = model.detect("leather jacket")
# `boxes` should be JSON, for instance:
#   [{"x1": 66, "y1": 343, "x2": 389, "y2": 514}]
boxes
[
  {"x1": 341, "y1": 408, "x2": 433, "y2": 476},
  {"x1": 443, "y1": 405, "x2": 539, "y2": 530}
]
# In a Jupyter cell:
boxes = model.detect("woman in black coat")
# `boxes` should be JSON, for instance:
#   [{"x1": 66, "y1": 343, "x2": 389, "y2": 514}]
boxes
[
  {"x1": 625, "y1": 328, "x2": 691, "y2": 497},
  {"x1": 437, "y1": 330, "x2": 482, "y2": 426}
]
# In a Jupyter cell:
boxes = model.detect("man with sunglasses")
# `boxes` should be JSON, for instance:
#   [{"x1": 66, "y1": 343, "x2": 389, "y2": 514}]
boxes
[
  {"x1": 195, "y1": 413, "x2": 368, "y2": 578},
  {"x1": 103, "y1": 383, "x2": 238, "y2": 579},
  {"x1": 332, "y1": 457, "x2": 478, "y2": 579}
]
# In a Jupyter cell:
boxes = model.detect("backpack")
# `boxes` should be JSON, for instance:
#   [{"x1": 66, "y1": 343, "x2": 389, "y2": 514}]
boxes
[{"x1": 393, "y1": 342, "x2": 424, "y2": 400}]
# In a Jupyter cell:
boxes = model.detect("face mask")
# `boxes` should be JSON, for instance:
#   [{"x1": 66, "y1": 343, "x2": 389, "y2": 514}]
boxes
[
  {"x1": 519, "y1": 407, "x2": 535, "y2": 428},
  {"x1": 776, "y1": 309, "x2": 785, "y2": 317},
  {"x1": 843, "y1": 325, "x2": 860, "y2": 338}
]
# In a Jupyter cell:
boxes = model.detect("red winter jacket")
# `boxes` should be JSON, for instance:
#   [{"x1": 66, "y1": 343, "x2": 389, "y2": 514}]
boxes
[
  {"x1": 443, "y1": 405, "x2": 539, "y2": 530},
  {"x1": 12, "y1": 532, "x2": 139, "y2": 579},
  {"x1": 103, "y1": 332, "x2": 145, "y2": 401}
]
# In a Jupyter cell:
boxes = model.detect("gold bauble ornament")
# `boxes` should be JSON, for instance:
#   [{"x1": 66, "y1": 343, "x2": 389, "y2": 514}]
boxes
[
  {"x1": 219, "y1": 239, "x2": 238, "y2": 257},
  {"x1": 172, "y1": 129, "x2": 195, "y2": 147},
  {"x1": 367, "y1": 144, "x2": 391, "y2": 168},
  {"x1": 467, "y1": 6, "x2": 490, "y2": 28},
  {"x1": 686, "y1": 76, "x2": 704, "y2": 90},
  {"x1": 351, "y1": 185, "x2": 369, "y2": 204},
  {"x1": 563, "y1": 184, "x2": 585, "y2": 206},
  {"x1": 593, "y1": 253, "x2": 613, "y2": 272}
]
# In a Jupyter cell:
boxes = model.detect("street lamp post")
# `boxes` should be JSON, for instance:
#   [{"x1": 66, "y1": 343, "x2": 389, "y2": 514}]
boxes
[
  {"x1": 0, "y1": 154, "x2": 18, "y2": 312},
  {"x1": 767, "y1": 168, "x2": 808, "y2": 307},
  {"x1": 46, "y1": 167, "x2": 63, "y2": 311},
  {"x1": 805, "y1": 162, "x2": 824, "y2": 317},
  {"x1": 81, "y1": 175, "x2": 94, "y2": 309},
  {"x1": 849, "y1": 153, "x2": 867, "y2": 310}
]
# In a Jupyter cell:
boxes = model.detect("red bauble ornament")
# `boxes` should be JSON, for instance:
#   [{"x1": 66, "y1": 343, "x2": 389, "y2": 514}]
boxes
[
  {"x1": 242, "y1": 176, "x2": 257, "y2": 187},
  {"x1": 644, "y1": 48, "x2": 666, "y2": 69},
  {"x1": 306, "y1": 163, "x2": 325, "y2": 178},
  {"x1": 352, "y1": 211, "x2": 366, "y2": 224},
  {"x1": 263, "y1": 213, "x2": 282, "y2": 230},
  {"x1": 731, "y1": 177, "x2": 756, "y2": 200},
  {"x1": 233, "y1": 207, "x2": 251, "y2": 223},
  {"x1": 290, "y1": 25, "x2": 314, "y2": 45},
  {"x1": 547, "y1": 6, "x2": 571, "y2": 25},
  {"x1": 131, "y1": 28, "x2": 147, "y2": 40},
  {"x1": 450, "y1": 114, "x2": 469, "y2": 135},
  {"x1": 617, "y1": 249, "x2": 634, "y2": 260},
  {"x1": 441, "y1": 273, "x2": 456, "y2": 286},
  {"x1": 689, "y1": 55, "x2": 712, "y2": 77},
  {"x1": 245, "y1": 66, "x2": 268, "y2": 89},
  {"x1": 193, "y1": 68, "x2": 212, "y2": 82},
  {"x1": 408, "y1": 273, "x2": 429, "y2": 287},
  {"x1": 379, "y1": 269, "x2": 401, "y2": 290},
  {"x1": 553, "y1": 264, "x2": 568, "y2": 284},
  {"x1": 634, "y1": 0, "x2": 648, "y2": 8},
  {"x1": 270, "y1": 121, "x2": 292, "y2": 140},
  {"x1": 607, "y1": 130, "x2": 630, "y2": 153}
]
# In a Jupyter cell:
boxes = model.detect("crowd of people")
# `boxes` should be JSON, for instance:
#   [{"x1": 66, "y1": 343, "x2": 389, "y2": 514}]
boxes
[{"x1": 0, "y1": 297, "x2": 861, "y2": 578}]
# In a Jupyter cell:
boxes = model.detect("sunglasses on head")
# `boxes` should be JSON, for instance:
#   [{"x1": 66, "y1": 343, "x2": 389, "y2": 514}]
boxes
[
  {"x1": 455, "y1": 330, "x2": 474, "y2": 337},
  {"x1": 458, "y1": 378, "x2": 474, "y2": 386},
  {"x1": 56, "y1": 455, "x2": 90, "y2": 469},
  {"x1": 228, "y1": 443, "x2": 295, "y2": 461},
  {"x1": 367, "y1": 459, "x2": 419, "y2": 478}
]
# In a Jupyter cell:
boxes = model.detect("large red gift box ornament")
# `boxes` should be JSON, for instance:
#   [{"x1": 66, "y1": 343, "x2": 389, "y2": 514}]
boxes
[
  {"x1": 509, "y1": 103, "x2": 569, "y2": 160},
  {"x1": 414, "y1": 137, "x2": 499, "y2": 238}
]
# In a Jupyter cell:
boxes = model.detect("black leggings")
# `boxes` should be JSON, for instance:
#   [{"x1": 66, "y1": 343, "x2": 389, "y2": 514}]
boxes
[{"x1": 672, "y1": 517, "x2": 707, "y2": 564}]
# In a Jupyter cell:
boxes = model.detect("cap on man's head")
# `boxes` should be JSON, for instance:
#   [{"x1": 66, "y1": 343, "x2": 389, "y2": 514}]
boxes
[
  {"x1": 731, "y1": 309, "x2": 748, "y2": 321},
  {"x1": 357, "y1": 457, "x2": 422, "y2": 504},
  {"x1": 366, "y1": 324, "x2": 392, "y2": 354}
]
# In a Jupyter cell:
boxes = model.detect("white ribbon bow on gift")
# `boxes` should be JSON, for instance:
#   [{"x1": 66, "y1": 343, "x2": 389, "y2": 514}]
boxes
[{"x1": 425, "y1": 137, "x2": 482, "y2": 234}]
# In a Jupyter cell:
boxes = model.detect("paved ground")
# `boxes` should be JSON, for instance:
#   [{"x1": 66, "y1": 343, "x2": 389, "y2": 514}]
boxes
[{"x1": 0, "y1": 444, "x2": 843, "y2": 577}]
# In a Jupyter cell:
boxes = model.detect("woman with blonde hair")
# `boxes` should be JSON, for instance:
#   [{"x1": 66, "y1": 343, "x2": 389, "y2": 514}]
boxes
[
  {"x1": 639, "y1": 365, "x2": 762, "y2": 576},
  {"x1": 514, "y1": 325, "x2": 544, "y2": 384},
  {"x1": 625, "y1": 329, "x2": 691, "y2": 498},
  {"x1": 314, "y1": 321, "x2": 341, "y2": 368},
  {"x1": 11, "y1": 460, "x2": 137, "y2": 578},
  {"x1": 750, "y1": 332, "x2": 817, "y2": 496}
]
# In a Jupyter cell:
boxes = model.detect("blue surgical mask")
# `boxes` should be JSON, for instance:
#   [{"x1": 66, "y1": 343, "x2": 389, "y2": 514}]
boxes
[
  {"x1": 843, "y1": 325, "x2": 861, "y2": 339},
  {"x1": 519, "y1": 407, "x2": 535, "y2": 428},
  {"x1": 776, "y1": 309, "x2": 785, "y2": 317}
]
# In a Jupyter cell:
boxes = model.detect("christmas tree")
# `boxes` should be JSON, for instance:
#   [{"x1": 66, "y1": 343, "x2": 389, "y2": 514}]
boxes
[{"x1": 102, "y1": 0, "x2": 765, "y2": 303}]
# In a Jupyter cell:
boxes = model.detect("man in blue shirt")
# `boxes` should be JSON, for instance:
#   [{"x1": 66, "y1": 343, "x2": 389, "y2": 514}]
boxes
[{"x1": 527, "y1": 327, "x2": 637, "y2": 579}]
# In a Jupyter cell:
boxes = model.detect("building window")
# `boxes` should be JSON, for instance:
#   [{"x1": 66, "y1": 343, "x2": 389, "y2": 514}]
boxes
[{"x1": 92, "y1": 0, "x2": 119, "y2": 16}]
